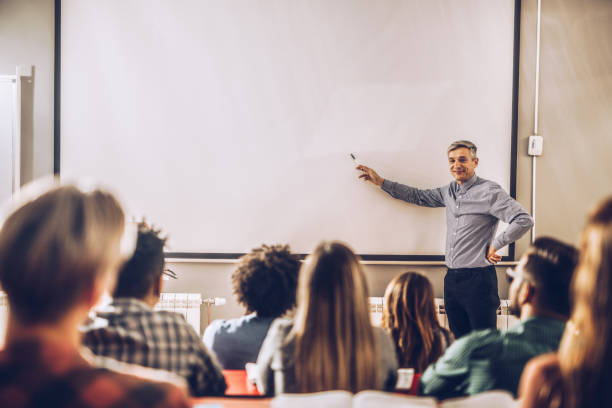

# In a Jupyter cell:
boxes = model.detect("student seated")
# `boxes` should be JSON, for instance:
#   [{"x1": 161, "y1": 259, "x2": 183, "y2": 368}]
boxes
[
  {"x1": 0, "y1": 184, "x2": 190, "y2": 407},
  {"x1": 382, "y1": 271, "x2": 453, "y2": 372},
  {"x1": 420, "y1": 237, "x2": 578, "y2": 399},
  {"x1": 254, "y1": 241, "x2": 398, "y2": 395},
  {"x1": 519, "y1": 197, "x2": 612, "y2": 408},
  {"x1": 81, "y1": 223, "x2": 226, "y2": 396},
  {"x1": 203, "y1": 244, "x2": 300, "y2": 370}
]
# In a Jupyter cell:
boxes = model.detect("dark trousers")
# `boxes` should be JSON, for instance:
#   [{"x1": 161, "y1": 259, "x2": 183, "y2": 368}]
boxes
[{"x1": 444, "y1": 265, "x2": 500, "y2": 339}]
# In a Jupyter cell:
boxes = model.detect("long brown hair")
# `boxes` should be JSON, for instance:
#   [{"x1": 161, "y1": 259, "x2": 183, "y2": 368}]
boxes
[
  {"x1": 557, "y1": 196, "x2": 612, "y2": 408},
  {"x1": 292, "y1": 241, "x2": 378, "y2": 393},
  {"x1": 382, "y1": 271, "x2": 450, "y2": 372}
]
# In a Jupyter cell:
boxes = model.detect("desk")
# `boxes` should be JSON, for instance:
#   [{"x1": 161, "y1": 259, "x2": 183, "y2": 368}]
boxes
[{"x1": 192, "y1": 397, "x2": 271, "y2": 408}]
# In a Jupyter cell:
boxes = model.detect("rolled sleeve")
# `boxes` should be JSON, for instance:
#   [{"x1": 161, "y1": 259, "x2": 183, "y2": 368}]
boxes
[
  {"x1": 489, "y1": 188, "x2": 534, "y2": 250},
  {"x1": 419, "y1": 337, "x2": 472, "y2": 399}
]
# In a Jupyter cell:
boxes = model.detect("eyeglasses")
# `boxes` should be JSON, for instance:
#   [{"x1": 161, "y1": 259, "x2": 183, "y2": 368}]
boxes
[
  {"x1": 505, "y1": 266, "x2": 532, "y2": 285},
  {"x1": 162, "y1": 268, "x2": 178, "y2": 280}
]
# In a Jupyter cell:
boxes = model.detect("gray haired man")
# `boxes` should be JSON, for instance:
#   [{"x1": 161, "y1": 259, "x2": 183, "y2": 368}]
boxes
[{"x1": 357, "y1": 141, "x2": 533, "y2": 338}]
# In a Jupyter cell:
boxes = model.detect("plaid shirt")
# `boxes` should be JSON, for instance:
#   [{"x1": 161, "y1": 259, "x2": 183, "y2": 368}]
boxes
[
  {"x1": 0, "y1": 337, "x2": 191, "y2": 408},
  {"x1": 82, "y1": 298, "x2": 227, "y2": 397}
]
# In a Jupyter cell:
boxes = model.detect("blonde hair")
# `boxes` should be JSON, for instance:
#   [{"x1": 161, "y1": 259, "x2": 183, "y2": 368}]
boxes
[
  {"x1": 292, "y1": 241, "x2": 378, "y2": 393},
  {"x1": 0, "y1": 184, "x2": 126, "y2": 324},
  {"x1": 382, "y1": 272, "x2": 449, "y2": 372},
  {"x1": 557, "y1": 196, "x2": 612, "y2": 408}
]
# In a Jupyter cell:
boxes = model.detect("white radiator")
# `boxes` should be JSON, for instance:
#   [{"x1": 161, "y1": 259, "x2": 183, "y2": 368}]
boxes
[
  {"x1": 369, "y1": 297, "x2": 384, "y2": 326},
  {"x1": 369, "y1": 297, "x2": 519, "y2": 331},
  {"x1": 155, "y1": 292, "x2": 202, "y2": 335}
]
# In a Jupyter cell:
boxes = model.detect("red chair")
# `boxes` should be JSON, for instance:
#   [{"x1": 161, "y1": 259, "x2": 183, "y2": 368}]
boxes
[{"x1": 222, "y1": 370, "x2": 261, "y2": 396}]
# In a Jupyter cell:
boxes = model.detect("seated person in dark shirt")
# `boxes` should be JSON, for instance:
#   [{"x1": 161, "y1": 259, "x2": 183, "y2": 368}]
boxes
[
  {"x1": 0, "y1": 184, "x2": 190, "y2": 408},
  {"x1": 203, "y1": 244, "x2": 300, "y2": 369},
  {"x1": 81, "y1": 222, "x2": 226, "y2": 396},
  {"x1": 420, "y1": 237, "x2": 578, "y2": 399}
]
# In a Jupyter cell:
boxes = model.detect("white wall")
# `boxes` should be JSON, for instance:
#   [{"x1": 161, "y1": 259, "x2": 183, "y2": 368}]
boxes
[{"x1": 0, "y1": 0, "x2": 55, "y2": 184}]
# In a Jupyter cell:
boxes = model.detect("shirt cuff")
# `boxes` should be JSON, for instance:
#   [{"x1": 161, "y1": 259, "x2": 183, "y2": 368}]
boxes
[
  {"x1": 492, "y1": 237, "x2": 506, "y2": 251},
  {"x1": 381, "y1": 179, "x2": 393, "y2": 193}
]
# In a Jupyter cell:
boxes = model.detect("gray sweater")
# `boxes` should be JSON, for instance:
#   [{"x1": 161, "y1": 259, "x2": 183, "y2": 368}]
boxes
[{"x1": 255, "y1": 318, "x2": 399, "y2": 396}]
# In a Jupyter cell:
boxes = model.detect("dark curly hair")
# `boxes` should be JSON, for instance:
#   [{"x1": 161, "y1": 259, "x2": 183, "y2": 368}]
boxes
[
  {"x1": 232, "y1": 244, "x2": 300, "y2": 318},
  {"x1": 113, "y1": 223, "x2": 166, "y2": 299}
]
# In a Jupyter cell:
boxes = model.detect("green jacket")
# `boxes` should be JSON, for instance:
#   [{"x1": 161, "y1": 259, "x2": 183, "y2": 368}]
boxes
[{"x1": 420, "y1": 316, "x2": 565, "y2": 399}]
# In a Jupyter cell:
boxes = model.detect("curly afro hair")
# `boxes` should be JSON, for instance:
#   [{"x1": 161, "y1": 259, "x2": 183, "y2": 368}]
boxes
[{"x1": 232, "y1": 244, "x2": 300, "y2": 318}]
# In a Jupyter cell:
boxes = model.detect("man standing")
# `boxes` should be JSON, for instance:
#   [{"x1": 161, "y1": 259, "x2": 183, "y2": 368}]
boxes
[{"x1": 357, "y1": 140, "x2": 533, "y2": 338}]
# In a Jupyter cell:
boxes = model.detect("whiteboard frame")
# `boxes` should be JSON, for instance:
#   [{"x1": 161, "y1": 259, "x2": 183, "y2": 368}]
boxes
[{"x1": 54, "y1": 0, "x2": 523, "y2": 263}]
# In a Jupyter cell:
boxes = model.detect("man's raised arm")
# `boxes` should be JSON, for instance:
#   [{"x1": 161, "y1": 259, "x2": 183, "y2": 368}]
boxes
[{"x1": 357, "y1": 165, "x2": 445, "y2": 208}]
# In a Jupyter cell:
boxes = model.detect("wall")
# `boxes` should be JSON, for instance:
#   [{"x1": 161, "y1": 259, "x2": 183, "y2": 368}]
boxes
[
  {"x1": 0, "y1": 0, "x2": 55, "y2": 184},
  {"x1": 516, "y1": 0, "x2": 612, "y2": 247},
  {"x1": 3, "y1": 0, "x2": 611, "y2": 324}
]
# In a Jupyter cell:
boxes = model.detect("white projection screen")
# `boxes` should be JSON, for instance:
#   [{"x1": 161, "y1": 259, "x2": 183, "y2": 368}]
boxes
[{"x1": 60, "y1": 0, "x2": 518, "y2": 259}]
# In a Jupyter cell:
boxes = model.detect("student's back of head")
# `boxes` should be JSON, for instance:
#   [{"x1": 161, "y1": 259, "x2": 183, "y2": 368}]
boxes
[
  {"x1": 202, "y1": 244, "x2": 301, "y2": 371},
  {"x1": 112, "y1": 223, "x2": 166, "y2": 301},
  {"x1": 0, "y1": 185, "x2": 125, "y2": 325},
  {"x1": 232, "y1": 244, "x2": 300, "y2": 318},
  {"x1": 292, "y1": 241, "x2": 378, "y2": 393},
  {"x1": 382, "y1": 271, "x2": 451, "y2": 372},
  {"x1": 514, "y1": 236, "x2": 578, "y2": 318},
  {"x1": 0, "y1": 183, "x2": 190, "y2": 408}
]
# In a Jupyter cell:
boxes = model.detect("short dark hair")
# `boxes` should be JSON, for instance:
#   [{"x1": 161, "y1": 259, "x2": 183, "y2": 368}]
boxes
[
  {"x1": 0, "y1": 185, "x2": 125, "y2": 324},
  {"x1": 523, "y1": 236, "x2": 579, "y2": 316},
  {"x1": 232, "y1": 244, "x2": 300, "y2": 318},
  {"x1": 113, "y1": 223, "x2": 166, "y2": 299}
]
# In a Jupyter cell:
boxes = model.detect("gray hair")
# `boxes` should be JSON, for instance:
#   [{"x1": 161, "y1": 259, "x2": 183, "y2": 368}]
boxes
[{"x1": 447, "y1": 140, "x2": 477, "y2": 159}]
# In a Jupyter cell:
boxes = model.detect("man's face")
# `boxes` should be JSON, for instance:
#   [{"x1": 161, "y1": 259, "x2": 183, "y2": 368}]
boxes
[{"x1": 448, "y1": 147, "x2": 478, "y2": 184}]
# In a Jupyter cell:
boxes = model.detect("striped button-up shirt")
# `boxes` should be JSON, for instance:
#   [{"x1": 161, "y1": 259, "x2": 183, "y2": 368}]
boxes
[
  {"x1": 419, "y1": 316, "x2": 565, "y2": 399},
  {"x1": 381, "y1": 175, "x2": 533, "y2": 268}
]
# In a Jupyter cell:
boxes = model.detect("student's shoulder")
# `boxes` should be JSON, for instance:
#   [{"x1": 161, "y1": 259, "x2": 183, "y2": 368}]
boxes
[
  {"x1": 204, "y1": 317, "x2": 230, "y2": 334},
  {"x1": 446, "y1": 328, "x2": 503, "y2": 358},
  {"x1": 373, "y1": 326, "x2": 393, "y2": 344},
  {"x1": 519, "y1": 353, "x2": 561, "y2": 404},
  {"x1": 262, "y1": 318, "x2": 294, "y2": 345},
  {"x1": 77, "y1": 366, "x2": 191, "y2": 408},
  {"x1": 522, "y1": 353, "x2": 560, "y2": 378},
  {"x1": 268, "y1": 317, "x2": 294, "y2": 334}
]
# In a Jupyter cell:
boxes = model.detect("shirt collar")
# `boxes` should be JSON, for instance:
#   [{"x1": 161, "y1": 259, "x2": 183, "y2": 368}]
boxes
[
  {"x1": 3, "y1": 337, "x2": 88, "y2": 371},
  {"x1": 456, "y1": 174, "x2": 478, "y2": 193},
  {"x1": 95, "y1": 297, "x2": 152, "y2": 317}
]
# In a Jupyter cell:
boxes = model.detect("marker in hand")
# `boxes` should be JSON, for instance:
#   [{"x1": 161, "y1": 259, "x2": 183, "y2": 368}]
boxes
[{"x1": 352, "y1": 154, "x2": 384, "y2": 187}]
